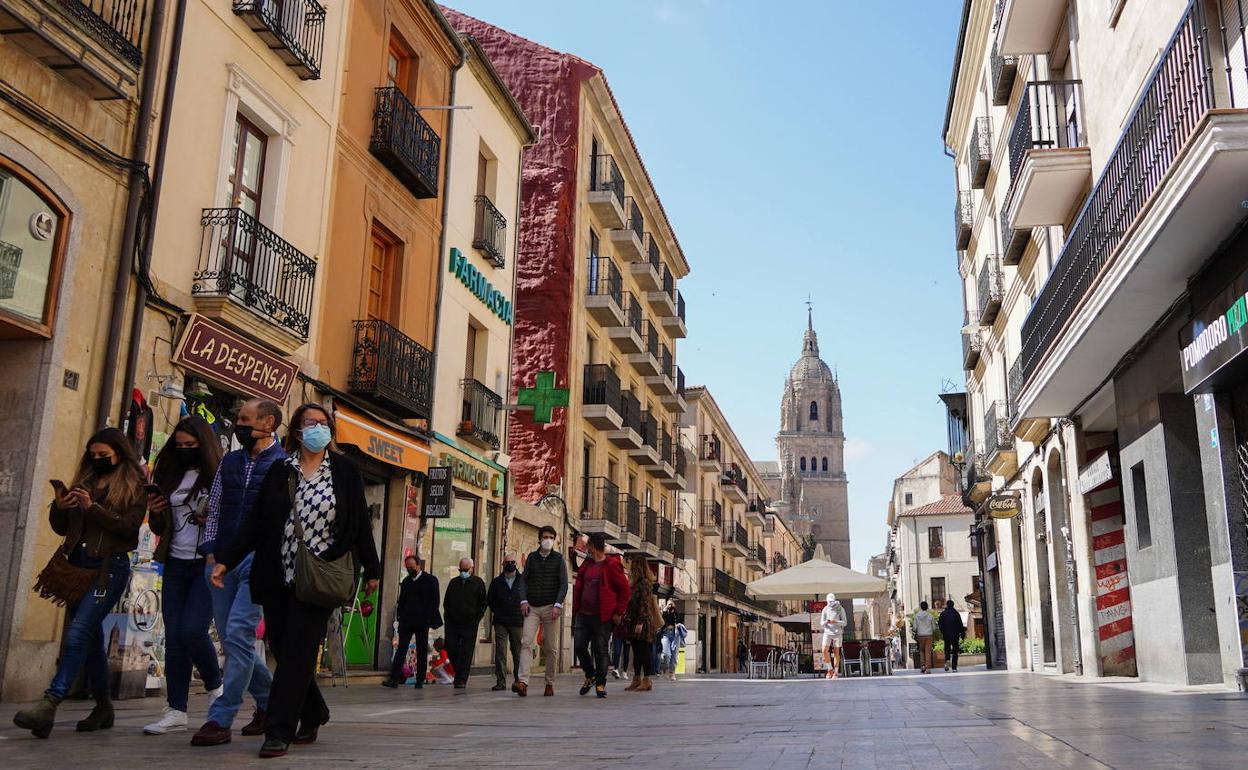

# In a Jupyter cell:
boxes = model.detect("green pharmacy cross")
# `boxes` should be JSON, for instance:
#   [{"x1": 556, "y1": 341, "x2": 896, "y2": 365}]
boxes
[{"x1": 517, "y1": 370, "x2": 569, "y2": 424}]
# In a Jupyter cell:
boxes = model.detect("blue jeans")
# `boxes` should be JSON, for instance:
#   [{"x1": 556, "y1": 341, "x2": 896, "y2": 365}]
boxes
[
  {"x1": 206, "y1": 553, "x2": 271, "y2": 726},
  {"x1": 659, "y1": 628, "x2": 677, "y2": 673},
  {"x1": 46, "y1": 554, "x2": 130, "y2": 700},
  {"x1": 611, "y1": 634, "x2": 630, "y2": 671},
  {"x1": 163, "y1": 557, "x2": 221, "y2": 712}
]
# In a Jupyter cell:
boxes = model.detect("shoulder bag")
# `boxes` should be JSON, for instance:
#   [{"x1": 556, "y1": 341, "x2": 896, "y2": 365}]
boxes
[{"x1": 287, "y1": 469, "x2": 356, "y2": 608}]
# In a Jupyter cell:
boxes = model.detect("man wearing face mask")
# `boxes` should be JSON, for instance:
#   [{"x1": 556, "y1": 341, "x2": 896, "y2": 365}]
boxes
[
  {"x1": 382, "y1": 555, "x2": 442, "y2": 688},
  {"x1": 442, "y1": 557, "x2": 488, "y2": 689},
  {"x1": 516, "y1": 525, "x2": 568, "y2": 697},
  {"x1": 487, "y1": 552, "x2": 527, "y2": 693},
  {"x1": 192, "y1": 399, "x2": 282, "y2": 747}
]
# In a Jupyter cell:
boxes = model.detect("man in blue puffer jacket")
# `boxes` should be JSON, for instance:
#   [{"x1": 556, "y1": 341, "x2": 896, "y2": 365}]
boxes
[{"x1": 191, "y1": 399, "x2": 284, "y2": 747}]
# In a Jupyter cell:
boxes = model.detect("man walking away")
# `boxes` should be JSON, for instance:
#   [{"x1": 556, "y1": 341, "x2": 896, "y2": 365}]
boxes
[
  {"x1": 488, "y1": 553, "x2": 525, "y2": 693},
  {"x1": 572, "y1": 533, "x2": 629, "y2": 698},
  {"x1": 939, "y1": 599, "x2": 966, "y2": 672},
  {"x1": 443, "y1": 558, "x2": 488, "y2": 689},
  {"x1": 192, "y1": 399, "x2": 282, "y2": 747},
  {"x1": 518, "y1": 526, "x2": 568, "y2": 696},
  {"x1": 383, "y1": 556, "x2": 441, "y2": 689},
  {"x1": 914, "y1": 601, "x2": 937, "y2": 674}
]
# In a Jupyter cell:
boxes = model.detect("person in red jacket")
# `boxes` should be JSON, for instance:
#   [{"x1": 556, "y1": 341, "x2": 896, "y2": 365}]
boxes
[{"x1": 572, "y1": 533, "x2": 630, "y2": 698}]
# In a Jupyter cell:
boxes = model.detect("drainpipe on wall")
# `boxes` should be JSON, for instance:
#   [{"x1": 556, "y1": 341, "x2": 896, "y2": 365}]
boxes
[
  {"x1": 118, "y1": 0, "x2": 188, "y2": 426},
  {"x1": 96, "y1": 0, "x2": 168, "y2": 429}
]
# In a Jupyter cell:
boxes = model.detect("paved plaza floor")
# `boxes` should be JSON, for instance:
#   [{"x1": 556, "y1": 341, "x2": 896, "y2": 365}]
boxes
[{"x1": 0, "y1": 667, "x2": 1245, "y2": 768}]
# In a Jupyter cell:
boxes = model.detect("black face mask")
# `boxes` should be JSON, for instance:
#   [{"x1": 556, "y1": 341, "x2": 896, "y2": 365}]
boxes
[
  {"x1": 504, "y1": 562, "x2": 517, "y2": 574},
  {"x1": 407, "y1": 568, "x2": 418, "y2": 578},
  {"x1": 233, "y1": 424, "x2": 261, "y2": 451},
  {"x1": 175, "y1": 447, "x2": 201, "y2": 467},
  {"x1": 91, "y1": 456, "x2": 116, "y2": 476}
]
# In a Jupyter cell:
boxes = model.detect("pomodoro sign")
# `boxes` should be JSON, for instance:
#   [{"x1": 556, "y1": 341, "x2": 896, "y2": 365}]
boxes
[
  {"x1": 173, "y1": 315, "x2": 296, "y2": 402},
  {"x1": 1181, "y1": 261, "x2": 1248, "y2": 393}
]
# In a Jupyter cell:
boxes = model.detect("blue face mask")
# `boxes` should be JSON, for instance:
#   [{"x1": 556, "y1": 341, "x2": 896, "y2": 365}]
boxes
[
  {"x1": 459, "y1": 570, "x2": 471, "y2": 580},
  {"x1": 302, "y1": 424, "x2": 332, "y2": 453}
]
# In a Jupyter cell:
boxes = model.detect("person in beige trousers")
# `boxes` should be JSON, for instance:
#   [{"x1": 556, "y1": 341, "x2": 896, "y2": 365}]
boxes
[{"x1": 515, "y1": 526, "x2": 568, "y2": 697}]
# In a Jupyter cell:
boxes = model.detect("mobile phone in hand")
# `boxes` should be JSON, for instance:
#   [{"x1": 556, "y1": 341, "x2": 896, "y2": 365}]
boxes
[
  {"x1": 50, "y1": 479, "x2": 68, "y2": 495},
  {"x1": 145, "y1": 483, "x2": 163, "y2": 497}
]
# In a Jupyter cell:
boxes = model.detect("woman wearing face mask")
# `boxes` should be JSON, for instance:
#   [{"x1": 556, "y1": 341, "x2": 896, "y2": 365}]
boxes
[
  {"x1": 211, "y1": 403, "x2": 380, "y2": 758},
  {"x1": 142, "y1": 416, "x2": 224, "y2": 735},
  {"x1": 14, "y1": 428, "x2": 147, "y2": 738}
]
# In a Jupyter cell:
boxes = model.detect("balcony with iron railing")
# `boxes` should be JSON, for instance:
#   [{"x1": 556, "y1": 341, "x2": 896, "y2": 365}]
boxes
[
  {"x1": 661, "y1": 288, "x2": 687, "y2": 338},
  {"x1": 582, "y1": 363, "x2": 623, "y2": 430},
  {"x1": 642, "y1": 506, "x2": 659, "y2": 552},
  {"x1": 982, "y1": 399, "x2": 1016, "y2": 476},
  {"x1": 588, "y1": 153, "x2": 625, "y2": 227},
  {"x1": 721, "y1": 462, "x2": 748, "y2": 504},
  {"x1": 611, "y1": 196, "x2": 645, "y2": 261},
  {"x1": 1018, "y1": 1, "x2": 1248, "y2": 416},
  {"x1": 0, "y1": 240, "x2": 20, "y2": 299},
  {"x1": 999, "y1": 198, "x2": 1030, "y2": 267},
  {"x1": 962, "y1": 325, "x2": 984, "y2": 371},
  {"x1": 672, "y1": 525, "x2": 687, "y2": 562},
  {"x1": 371, "y1": 86, "x2": 440, "y2": 199},
  {"x1": 585, "y1": 256, "x2": 624, "y2": 326},
  {"x1": 2, "y1": 1, "x2": 151, "y2": 97},
  {"x1": 472, "y1": 194, "x2": 506, "y2": 268},
  {"x1": 348, "y1": 319, "x2": 433, "y2": 420},
  {"x1": 723, "y1": 518, "x2": 749, "y2": 556},
  {"x1": 747, "y1": 542, "x2": 767, "y2": 569},
  {"x1": 646, "y1": 263, "x2": 678, "y2": 317},
  {"x1": 996, "y1": 0, "x2": 1068, "y2": 57},
  {"x1": 1005, "y1": 80, "x2": 1089, "y2": 229},
  {"x1": 661, "y1": 364, "x2": 686, "y2": 413},
  {"x1": 977, "y1": 256, "x2": 1003, "y2": 325},
  {"x1": 581, "y1": 476, "x2": 620, "y2": 537},
  {"x1": 1007, "y1": 357, "x2": 1048, "y2": 442},
  {"x1": 615, "y1": 493, "x2": 642, "y2": 548},
  {"x1": 645, "y1": 342, "x2": 675, "y2": 397},
  {"x1": 698, "y1": 500, "x2": 722, "y2": 536},
  {"x1": 629, "y1": 409, "x2": 660, "y2": 466},
  {"x1": 699, "y1": 433, "x2": 722, "y2": 471},
  {"x1": 631, "y1": 232, "x2": 663, "y2": 290},
  {"x1": 458, "y1": 379, "x2": 502, "y2": 450},
  {"x1": 606, "y1": 390, "x2": 643, "y2": 450},
  {"x1": 990, "y1": 37, "x2": 1018, "y2": 106},
  {"x1": 744, "y1": 495, "x2": 767, "y2": 526},
  {"x1": 700, "y1": 568, "x2": 778, "y2": 614},
  {"x1": 193, "y1": 207, "x2": 316, "y2": 349},
  {"x1": 659, "y1": 517, "x2": 674, "y2": 559},
  {"x1": 627, "y1": 319, "x2": 661, "y2": 376},
  {"x1": 954, "y1": 190, "x2": 973, "y2": 250},
  {"x1": 233, "y1": 0, "x2": 325, "y2": 80},
  {"x1": 606, "y1": 291, "x2": 644, "y2": 353},
  {"x1": 772, "y1": 553, "x2": 789, "y2": 572},
  {"x1": 969, "y1": 116, "x2": 992, "y2": 190}
]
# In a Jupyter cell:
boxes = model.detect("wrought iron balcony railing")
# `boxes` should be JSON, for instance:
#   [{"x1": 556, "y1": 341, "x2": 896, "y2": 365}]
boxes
[
  {"x1": 699, "y1": 500, "x2": 722, "y2": 530},
  {"x1": 233, "y1": 0, "x2": 326, "y2": 80},
  {"x1": 194, "y1": 207, "x2": 316, "y2": 338},
  {"x1": 371, "y1": 86, "x2": 441, "y2": 199},
  {"x1": 673, "y1": 525, "x2": 686, "y2": 560},
  {"x1": 584, "y1": 476, "x2": 619, "y2": 524},
  {"x1": 642, "y1": 319, "x2": 660, "y2": 360},
  {"x1": 983, "y1": 400, "x2": 1011, "y2": 459},
  {"x1": 660, "y1": 517, "x2": 674, "y2": 553},
  {"x1": 1007, "y1": 357, "x2": 1023, "y2": 426},
  {"x1": 962, "y1": 326, "x2": 984, "y2": 371},
  {"x1": 990, "y1": 38, "x2": 1018, "y2": 106},
  {"x1": 955, "y1": 190, "x2": 973, "y2": 250},
  {"x1": 590, "y1": 153, "x2": 624, "y2": 206},
  {"x1": 619, "y1": 390, "x2": 642, "y2": 433},
  {"x1": 61, "y1": 0, "x2": 148, "y2": 67},
  {"x1": 645, "y1": 231, "x2": 662, "y2": 270},
  {"x1": 472, "y1": 194, "x2": 506, "y2": 268},
  {"x1": 722, "y1": 463, "x2": 748, "y2": 496},
  {"x1": 977, "y1": 256, "x2": 1003, "y2": 325},
  {"x1": 658, "y1": 427, "x2": 672, "y2": 466},
  {"x1": 674, "y1": 366, "x2": 686, "y2": 395},
  {"x1": 1006, "y1": 80, "x2": 1084, "y2": 197},
  {"x1": 703, "y1": 567, "x2": 778, "y2": 614},
  {"x1": 349, "y1": 319, "x2": 433, "y2": 419},
  {"x1": 969, "y1": 116, "x2": 992, "y2": 190},
  {"x1": 621, "y1": 291, "x2": 643, "y2": 335},
  {"x1": 674, "y1": 290, "x2": 686, "y2": 323},
  {"x1": 587, "y1": 256, "x2": 623, "y2": 304},
  {"x1": 1020, "y1": 1, "x2": 1234, "y2": 387},
  {"x1": 727, "y1": 519, "x2": 748, "y2": 549},
  {"x1": 458, "y1": 378, "x2": 502, "y2": 450},
  {"x1": 701, "y1": 433, "x2": 722, "y2": 462},
  {"x1": 674, "y1": 441, "x2": 687, "y2": 477},
  {"x1": 619, "y1": 493, "x2": 641, "y2": 535},
  {"x1": 643, "y1": 506, "x2": 659, "y2": 545},
  {"x1": 1000, "y1": 199, "x2": 1030, "y2": 266},
  {"x1": 583, "y1": 363, "x2": 621, "y2": 412},
  {"x1": 639, "y1": 410, "x2": 658, "y2": 449},
  {"x1": 0, "y1": 240, "x2": 22, "y2": 300},
  {"x1": 623, "y1": 196, "x2": 643, "y2": 240}
]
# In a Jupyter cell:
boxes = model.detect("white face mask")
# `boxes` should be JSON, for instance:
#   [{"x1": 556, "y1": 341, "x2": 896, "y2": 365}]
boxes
[{"x1": 540, "y1": 538, "x2": 554, "y2": 552}]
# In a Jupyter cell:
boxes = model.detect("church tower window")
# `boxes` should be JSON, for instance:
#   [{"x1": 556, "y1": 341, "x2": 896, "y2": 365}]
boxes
[
  {"x1": 809, "y1": 400, "x2": 818, "y2": 422},
  {"x1": 822, "y1": 457, "x2": 828, "y2": 472},
  {"x1": 800, "y1": 457, "x2": 807, "y2": 472}
]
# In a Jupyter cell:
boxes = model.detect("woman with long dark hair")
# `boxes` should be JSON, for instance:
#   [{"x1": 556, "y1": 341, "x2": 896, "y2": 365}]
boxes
[
  {"x1": 14, "y1": 428, "x2": 147, "y2": 738},
  {"x1": 622, "y1": 557, "x2": 663, "y2": 692},
  {"x1": 212, "y1": 402, "x2": 380, "y2": 758},
  {"x1": 142, "y1": 416, "x2": 224, "y2": 735}
]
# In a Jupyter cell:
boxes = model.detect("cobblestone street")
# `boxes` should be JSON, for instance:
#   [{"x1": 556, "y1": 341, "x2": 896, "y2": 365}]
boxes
[{"x1": 1, "y1": 668, "x2": 1244, "y2": 769}]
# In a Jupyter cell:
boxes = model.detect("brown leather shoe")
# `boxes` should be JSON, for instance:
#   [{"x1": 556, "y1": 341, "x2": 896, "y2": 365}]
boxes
[
  {"x1": 190, "y1": 720, "x2": 231, "y2": 746},
  {"x1": 515, "y1": 682, "x2": 528, "y2": 697},
  {"x1": 543, "y1": 685, "x2": 554, "y2": 697},
  {"x1": 624, "y1": 677, "x2": 641, "y2": 691},
  {"x1": 239, "y1": 709, "x2": 266, "y2": 737}
]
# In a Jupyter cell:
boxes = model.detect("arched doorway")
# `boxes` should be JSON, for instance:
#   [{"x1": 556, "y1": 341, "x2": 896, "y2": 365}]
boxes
[
  {"x1": 1046, "y1": 449, "x2": 1078, "y2": 673},
  {"x1": 1030, "y1": 468, "x2": 1056, "y2": 666}
]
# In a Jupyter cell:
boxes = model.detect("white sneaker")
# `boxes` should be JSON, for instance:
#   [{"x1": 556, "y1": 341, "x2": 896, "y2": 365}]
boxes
[
  {"x1": 204, "y1": 684, "x2": 223, "y2": 712},
  {"x1": 143, "y1": 708, "x2": 188, "y2": 735}
]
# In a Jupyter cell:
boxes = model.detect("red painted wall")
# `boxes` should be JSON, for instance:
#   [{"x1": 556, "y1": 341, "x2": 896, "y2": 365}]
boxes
[{"x1": 444, "y1": 9, "x2": 599, "y2": 502}]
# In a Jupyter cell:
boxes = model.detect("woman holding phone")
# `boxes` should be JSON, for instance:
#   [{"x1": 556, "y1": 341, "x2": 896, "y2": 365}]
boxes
[
  {"x1": 141, "y1": 416, "x2": 224, "y2": 735},
  {"x1": 13, "y1": 428, "x2": 146, "y2": 739}
]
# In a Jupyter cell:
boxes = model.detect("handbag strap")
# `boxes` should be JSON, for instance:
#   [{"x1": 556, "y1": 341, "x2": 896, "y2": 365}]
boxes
[{"x1": 287, "y1": 466, "x2": 306, "y2": 541}]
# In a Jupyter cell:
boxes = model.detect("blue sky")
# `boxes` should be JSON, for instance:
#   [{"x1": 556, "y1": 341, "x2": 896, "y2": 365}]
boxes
[{"x1": 447, "y1": 1, "x2": 965, "y2": 569}]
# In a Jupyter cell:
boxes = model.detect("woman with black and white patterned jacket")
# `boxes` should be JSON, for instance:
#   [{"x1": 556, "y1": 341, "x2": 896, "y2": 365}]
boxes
[{"x1": 213, "y1": 402, "x2": 381, "y2": 758}]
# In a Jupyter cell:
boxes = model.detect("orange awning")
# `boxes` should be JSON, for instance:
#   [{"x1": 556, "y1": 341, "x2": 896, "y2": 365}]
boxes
[{"x1": 333, "y1": 403, "x2": 430, "y2": 473}]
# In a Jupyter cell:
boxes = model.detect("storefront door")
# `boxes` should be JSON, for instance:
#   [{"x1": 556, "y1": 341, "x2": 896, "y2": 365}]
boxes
[{"x1": 344, "y1": 476, "x2": 387, "y2": 666}]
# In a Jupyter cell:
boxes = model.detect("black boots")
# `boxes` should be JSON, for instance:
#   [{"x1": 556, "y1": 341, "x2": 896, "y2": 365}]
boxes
[{"x1": 75, "y1": 696, "x2": 114, "y2": 732}]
